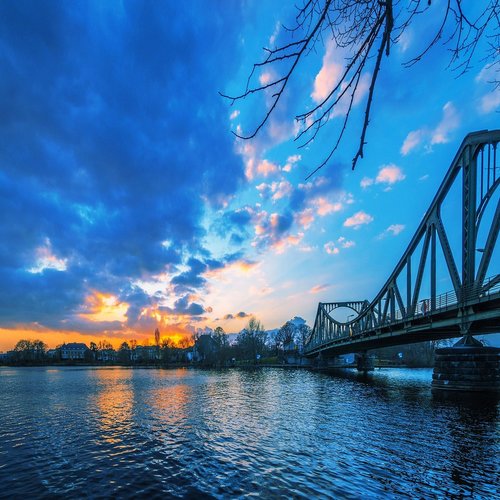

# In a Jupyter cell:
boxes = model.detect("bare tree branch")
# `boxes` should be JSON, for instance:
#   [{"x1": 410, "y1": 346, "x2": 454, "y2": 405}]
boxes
[{"x1": 223, "y1": 0, "x2": 499, "y2": 176}]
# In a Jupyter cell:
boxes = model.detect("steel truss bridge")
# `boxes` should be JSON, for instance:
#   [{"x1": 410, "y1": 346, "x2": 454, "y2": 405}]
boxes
[{"x1": 305, "y1": 130, "x2": 500, "y2": 358}]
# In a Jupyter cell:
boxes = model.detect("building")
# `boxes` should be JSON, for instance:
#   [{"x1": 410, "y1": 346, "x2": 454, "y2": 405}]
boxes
[
  {"x1": 60, "y1": 343, "x2": 89, "y2": 360},
  {"x1": 0, "y1": 351, "x2": 10, "y2": 362},
  {"x1": 131, "y1": 345, "x2": 159, "y2": 362},
  {"x1": 97, "y1": 348, "x2": 117, "y2": 363}
]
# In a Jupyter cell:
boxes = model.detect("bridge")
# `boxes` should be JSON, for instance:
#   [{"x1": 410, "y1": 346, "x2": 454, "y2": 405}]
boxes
[{"x1": 305, "y1": 130, "x2": 500, "y2": 358}]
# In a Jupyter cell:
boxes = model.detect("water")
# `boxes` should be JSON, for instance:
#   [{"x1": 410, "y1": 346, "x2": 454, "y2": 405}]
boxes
[{"x1": 0, "y1": 367, "x2": 498, "y2": 499}]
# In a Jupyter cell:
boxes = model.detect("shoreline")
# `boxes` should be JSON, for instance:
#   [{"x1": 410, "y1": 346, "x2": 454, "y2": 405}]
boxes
[{"x1": 0, "y1": 362, "x2": 426, "y2": 370}]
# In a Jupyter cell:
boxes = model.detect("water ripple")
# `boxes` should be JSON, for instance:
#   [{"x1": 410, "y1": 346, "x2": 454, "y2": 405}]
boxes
[{"x1": 0, "y1": 366, "x2": 498, "y2": 498}]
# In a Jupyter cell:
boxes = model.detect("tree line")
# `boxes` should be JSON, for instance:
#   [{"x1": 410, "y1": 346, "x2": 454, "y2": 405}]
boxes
[{"x1": 2, "y1": 317, "x2": 313, "y2": 367}]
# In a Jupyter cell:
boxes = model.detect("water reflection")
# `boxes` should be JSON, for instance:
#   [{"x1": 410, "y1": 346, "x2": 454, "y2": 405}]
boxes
[{"x1": 0, "y1": 366, "x2": 498, "y2": 498}]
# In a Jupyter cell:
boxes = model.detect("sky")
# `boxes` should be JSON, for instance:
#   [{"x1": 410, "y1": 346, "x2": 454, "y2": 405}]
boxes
[{"x1": 0, "y1": 0, "x2": 498, "y2": 350}]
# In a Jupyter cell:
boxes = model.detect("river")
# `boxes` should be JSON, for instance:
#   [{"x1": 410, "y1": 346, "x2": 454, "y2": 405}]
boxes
[{"x1": 0, "y1": 366, "x2": 498, "y2": 498}]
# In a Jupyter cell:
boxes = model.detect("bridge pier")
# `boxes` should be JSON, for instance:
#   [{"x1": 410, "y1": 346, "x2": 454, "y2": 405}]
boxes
[
  {"x1": 432, "y1": 335, "x2": 500, "y2": 392},
  {"x1": 355, "y1": 352, "x2": 374, "y2": 372}
]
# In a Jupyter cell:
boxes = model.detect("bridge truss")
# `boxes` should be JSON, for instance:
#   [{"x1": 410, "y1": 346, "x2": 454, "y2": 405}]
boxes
[{"x1": 306, "y1": 130, "x2": 500, "y2": 357}]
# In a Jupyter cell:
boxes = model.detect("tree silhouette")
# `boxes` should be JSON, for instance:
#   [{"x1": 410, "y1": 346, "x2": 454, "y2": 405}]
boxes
[
  {"x1": 236, "y1": 317, "x2": 267, "y2": 361},
  {"x1": 276, "y1": 321, "x2": 296, "y2": 351},
  {"x1": 223, "y1": 0, "x2": 498, "y2": 174}
]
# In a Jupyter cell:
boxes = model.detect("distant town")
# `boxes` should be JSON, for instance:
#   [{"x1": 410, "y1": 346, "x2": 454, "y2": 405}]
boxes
[{"x1": 0, "y1": 316, "x2": 457, "y2": 368}]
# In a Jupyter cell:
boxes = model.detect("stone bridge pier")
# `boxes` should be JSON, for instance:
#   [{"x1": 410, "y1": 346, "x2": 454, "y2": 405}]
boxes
[{"x1": 432, "y1": 335, "x2": 500, "y2": 392}]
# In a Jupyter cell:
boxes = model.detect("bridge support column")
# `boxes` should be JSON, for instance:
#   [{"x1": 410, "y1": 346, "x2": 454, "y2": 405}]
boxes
[
  {"x1": 355, "y1": 352, "x2": 374, "y2": 372},
  {"x1": 432, "y1": 335, "x2": 500, "y2": 392}
]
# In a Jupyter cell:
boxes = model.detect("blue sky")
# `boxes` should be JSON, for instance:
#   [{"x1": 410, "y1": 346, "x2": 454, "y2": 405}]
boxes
[{"x1": 0, "y1": 0, "x2": 498, "y2": 349}]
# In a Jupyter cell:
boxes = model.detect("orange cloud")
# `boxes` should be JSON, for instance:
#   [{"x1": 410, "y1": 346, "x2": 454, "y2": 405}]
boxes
[{"x1": 79, "y1": 291, "x2": 128, "y2": 323}]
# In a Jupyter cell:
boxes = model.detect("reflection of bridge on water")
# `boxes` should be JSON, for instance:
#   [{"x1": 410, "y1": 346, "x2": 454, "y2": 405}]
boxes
[{"x1": 305, "y1": 130, "x2": 500, "y2": 358}]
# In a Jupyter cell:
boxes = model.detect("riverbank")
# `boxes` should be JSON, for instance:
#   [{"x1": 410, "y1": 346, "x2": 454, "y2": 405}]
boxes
[{"x1": 0, "y1": 360, "x2": 415, "y2": 370}]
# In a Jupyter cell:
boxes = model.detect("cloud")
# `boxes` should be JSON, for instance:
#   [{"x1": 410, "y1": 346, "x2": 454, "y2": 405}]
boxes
[
  {"x1": 343, "y1": 211, "x2": 374, "y2": 229},
  {"x1": 212, "y1": 206, "x2": 254, "y2": 245},
  {"x1": 360, "y1": 177, "x2": 374, "y2": 189},
  {"x1": 400, "y1": 102, "x2": 460, "y2": 155},
  {"x1": 397, "y1": 29, "x2": 412, "y2": 53},
  {"x1": 163, "y1": 295, "x2": 206, "y2": 316},
  {"x1": 0, "y1": 2, "x2": 248, "y2": 338},
  {"x1": 282, "y1": 154, "x2": 301, "y2": 173},
  {"x1": 271, "y1": 232, "x2": 304, "y2": 254},
  {"x1": 362, "y1": 164, "x2": 405, "y2": 189},
  {"x1": 296, "y1": 208, "x2": 314, "y2": 229},
  {"x1": 431, "y1": 102, "x2": 460, "y2": 145},
  {"x1": 28, "y1": 239, "x2": 68, "y2": 274},
  {"x1": 324, "y1": 237, "x2": 355, "y2": 255},
  {"x1": 309, "y1": 284, "x2": 330, "y2": 294},
  {"x1": 401, "y1": 130, "x2": 425, "y2": 156},
  {"x1": 475, "y1": 62, "x2": 500, "y2": 112},
  {"x1": 215, "y1": 169, "x2": 347, "y2": 258},
  {"x1": 475, "y1": 63, "x2": 498, "y2": 84},
  {"x1": 378, "y1": 224, "x2": 405, "y2": 238},
  {"x1": 324, "y1": 242, "x2": 340, "y2": 255},
  {"x1": 311, "y1": 40, "x2": 370, "y2": 116},
  {"x1": 252, "y1": 210, "x2": 298, "y2": 252},
  {"x1": 337, "y1": 237, "x2": 355, "y2": 248},
  {"x1": 375, "y1": 164, "x2": 406, "y2": 184},
  {"x1": 312, "y1": 197, "x2": 343, "y2": 216},
  {"x1": 256, "y1": 180, "x2": 293, "y2": 201},
  {"x1": 256, "y1": 159, "x2": 280, "y2": 177},
  {"x1": 311, "y1": 41, "x2": 343, "y2": 104},
  {"x1": 478, "y1": 91, "x2": 500, "y2": 114},
  {"x1": 223, "y1": 311, "x2": 250, "y2": 321},
  {"x1": 171, "y1": 258, "x2": 208, "y2": 292}
]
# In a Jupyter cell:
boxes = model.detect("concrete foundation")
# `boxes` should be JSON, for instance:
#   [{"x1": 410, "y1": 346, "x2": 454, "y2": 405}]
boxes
[{"x1": 432, "y1": 336, "x2": 500, "y2": 392}]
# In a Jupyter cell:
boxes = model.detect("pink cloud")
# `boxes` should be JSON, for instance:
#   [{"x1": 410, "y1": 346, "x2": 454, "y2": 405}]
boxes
[
  {"x1": 311, "y1": 41, "x2": 343, "y2": 104},
  {"x1": 296, "y1": 208, "x2": 314, "y2": 229},
  {"x1": 375, "y1": 164, "x2": 405, "y2": 184},
  {"x1": 343, "y1": 211, "x2": 374, "y2": 229},
  {"x1": 401, "y1": 129, "x2": 424, "y2": 156},
  {"x1": 337, "y1": 236, "x2": 355, "y2": 248},
  {"x1": 310, "y1": 284, "x2": 330, "y2": 294},
  {"x1": 256, "y1": 159, "x2": 279, "y2": 177},
  {"x1": 313, "y1": 197, "x2": 343, "y2": 216},
  {"x1": 324, "y1": 242, "x2": 340, "y2": 255},
  {"x1": 324, "y1": 237, "x2": 355, "y2": 255},
  {"x1": 271, "y1": 233, "x2": 304, "y2": 254},
  {"x1": 272, "y1": 180, "x2": 293, "y2": 201},
  {"x1": 283, "y1": 154, "x2": 301, "y2": 173},
  {"x1": 259, "y1": 72, "x2": 272, "y2": 86}
]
